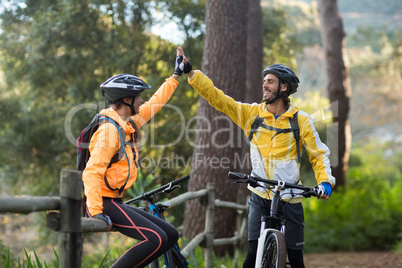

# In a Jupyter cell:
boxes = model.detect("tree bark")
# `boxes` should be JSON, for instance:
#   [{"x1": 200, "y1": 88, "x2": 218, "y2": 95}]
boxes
[
  {"x1": 240, "y1": 0, "x2": 263, "y2": 204},
  {"x1": 317, "y1": 0, "x2": 352, "y2": 188},
  {"x1": 245, "y1": 0, "x2": 263, "y2": 104},
  {"x1": 183, "y1": 0, "x2": 249, "y2": 256}
]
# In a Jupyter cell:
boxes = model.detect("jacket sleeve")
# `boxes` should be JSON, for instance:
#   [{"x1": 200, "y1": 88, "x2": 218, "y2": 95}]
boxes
[
  {"x1": 82, "y1": 123, "x2": 119, "y2": 216},
  {"x1": 299, "y1": 112, "x2": 336, "y2": 187},
  {"x1": 188, "y1": 70, "x2": 254, "y2": 130},
  {"x1": 132, "y1": 76, "x2": 179, "y2": 128}
]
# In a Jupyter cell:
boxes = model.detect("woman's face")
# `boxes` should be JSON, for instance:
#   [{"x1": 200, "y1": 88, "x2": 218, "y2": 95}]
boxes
[{"x1": 133, "y1": 95, "x2": 143, "y2": 114}]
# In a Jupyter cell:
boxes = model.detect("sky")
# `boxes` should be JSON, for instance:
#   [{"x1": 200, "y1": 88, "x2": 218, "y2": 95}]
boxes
[{"x1": 151, "y1": 19, "x2": 186, "y2": 44}]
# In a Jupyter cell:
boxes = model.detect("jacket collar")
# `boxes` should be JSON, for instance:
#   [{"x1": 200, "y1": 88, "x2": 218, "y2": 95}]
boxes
[
  {"x1": 100, "y1": 108, "x2": 135, "y2": 134},
  {"x1": 259, "y1": 102, "x2": 299, "y2": 118}
]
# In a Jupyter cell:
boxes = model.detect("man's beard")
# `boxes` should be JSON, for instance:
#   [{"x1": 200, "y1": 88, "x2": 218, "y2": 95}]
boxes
[{"x1": 262, "y1": 90, "x2": 274, "y2": 103}]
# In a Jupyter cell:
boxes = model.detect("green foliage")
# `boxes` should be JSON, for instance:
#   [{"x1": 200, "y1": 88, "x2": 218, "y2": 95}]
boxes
[
  {"x1": 285, "y1": 1, "x2": 321, "y2": 47},
  {"x1": 97, "y1": 249, "x2": 110, "y2": 268},
  {"x1": 186, "y1": 245, "x2": 247, "y2": 267},
  {"x1": 4, "y1": 248, "x2": 57, "y2": 268},
  {"x1": 304, "y1": 141, "x2": 402, "y2": 252},
  {"x1": 262, "y1": 1, "x2": 298, "y2": 68},
  {"x1": 0, "y1": 240, "x2": 8, "y2": 265},
  {"x1": 394, "y1": 240, "x2": 402, "y2": 253},
  {"x1": 277, "y1": 0, "x2": 402, "y2": 15},
  {"x1": 124, "y1": 169, "x2": 189, "y2": 227},
  {"x1": 0, "y1": 0, "x2": 201, "y2": 197},
  {"x1": 262, "y1": 0, "x2": 321, "y2": 69},
  {"x1": 292, "y1": 91, "x2": 333, "y2": 186},
  {"x1": 4, "y1": 246, "x2": 111, "y2": 268},
  {"x1": 337, "y1": 0, "x2": 401, "y2": 15},
  {"x1": 125, "y1": 170, "x2": 159, "y2": 200},
  {"x1": 158, "y1": 0, "x2": 206, "y2": 41},
  {"x1": 348, "y1": 24, "x2": 401, "y2": 54}
]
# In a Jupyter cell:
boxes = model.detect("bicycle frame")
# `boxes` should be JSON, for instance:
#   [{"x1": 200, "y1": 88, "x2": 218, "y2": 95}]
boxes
[
  {"x1": 228, "y1": 171, "x2": 318, "y2": 268},
  {"x1": 255, "y1": 182, "x2": 287, "y2": 267}
]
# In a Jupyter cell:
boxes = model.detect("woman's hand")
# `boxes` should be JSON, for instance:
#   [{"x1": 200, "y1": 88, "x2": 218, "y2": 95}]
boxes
[
  {"x1": 93, "y1": 213, "x2": 113, "y2": 232},
  {"x1": 172, "y1": 46, "x2": 183, "y2": 80},
  {"x1": 177, "y1": 45, "x2": 194, "y2": 78}
]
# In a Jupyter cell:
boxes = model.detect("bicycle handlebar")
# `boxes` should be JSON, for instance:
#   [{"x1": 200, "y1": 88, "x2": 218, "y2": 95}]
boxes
[
  {"x1": 125, "y1": 175, "x2": 190, "y2": 205},
  {"x1": 228, "y1": 171, "x2": 318, "y2": 197}
]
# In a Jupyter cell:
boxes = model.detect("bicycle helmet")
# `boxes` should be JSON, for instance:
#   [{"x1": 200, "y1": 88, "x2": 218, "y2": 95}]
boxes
[
  {"x1": 262, "y1": 64, "x2": 300, "y2": 95},
  {"x1": 101, "y1": 74, "x2": 151, "y2": 103}
]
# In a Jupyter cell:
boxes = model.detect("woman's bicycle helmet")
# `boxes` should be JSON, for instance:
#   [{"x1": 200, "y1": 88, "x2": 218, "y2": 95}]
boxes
[
  {"x1": 101, "y1": 74, "x2": 151, "y2": 103},
  {"x1": 263, "y1": 64, "x2": 300, "y2": 95}
]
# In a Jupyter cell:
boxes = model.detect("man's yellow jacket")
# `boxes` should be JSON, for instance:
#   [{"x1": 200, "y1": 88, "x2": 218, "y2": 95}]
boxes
[{"x1": 188, "y1": 71, "x2": 335, "y2": 203}]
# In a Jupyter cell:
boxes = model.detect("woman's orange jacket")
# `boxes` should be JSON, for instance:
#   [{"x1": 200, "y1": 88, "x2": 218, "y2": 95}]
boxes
[{"x1": 83, "y1": 77, "x2": 179, "y2": 216}]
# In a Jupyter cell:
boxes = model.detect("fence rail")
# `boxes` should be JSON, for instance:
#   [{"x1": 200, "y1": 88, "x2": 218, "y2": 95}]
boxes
[{"x1": 0, "y1": 169, "x2": 248, "y2": 268}]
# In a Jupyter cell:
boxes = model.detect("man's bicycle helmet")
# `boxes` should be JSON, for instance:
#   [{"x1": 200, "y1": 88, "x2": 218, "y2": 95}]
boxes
[
  {"x1": 263, "y1": 64, "x2": 300, "y2": 95},
  {"x1": 101, "y1": 74, "x2": 151, "y2": 103}
]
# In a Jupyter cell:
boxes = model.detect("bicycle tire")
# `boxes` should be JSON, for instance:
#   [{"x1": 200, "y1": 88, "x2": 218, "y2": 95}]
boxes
[
  {"x1": 261, "y1": 230, "x2": 286, "y2": 268},
  {"x1": 148, "y1": 245, "x2": 188, "y2": 268},
  {"x1": 170, "y1": 246, "x2": 188, "y2": 268},
  {"x1": 150, "y1": 259, "x2": 159, "y2": 268}
]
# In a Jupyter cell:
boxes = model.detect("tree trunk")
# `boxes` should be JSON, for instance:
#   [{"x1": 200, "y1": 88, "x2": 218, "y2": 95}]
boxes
[
  {"x1": 183, "y1": 0, "x2": 248, "y2": 256},
  {"x1": 245, "y1": 0, "x2": 263, "y2": 104},
  {"x1": 317, "y1": 0, "x2": 352, "y2": 188},
  {"x1": 239, "y1": 0, "x2": 263, "y2": 200}
]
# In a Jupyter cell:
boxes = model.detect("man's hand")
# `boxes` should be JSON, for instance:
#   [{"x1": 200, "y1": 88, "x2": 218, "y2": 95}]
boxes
[
  {"x1": 93, "y1": 213, "x2": 113, "y2": 232},
  {"x1": 315, "y1": 182, "x2": 332, "y2": 200}
]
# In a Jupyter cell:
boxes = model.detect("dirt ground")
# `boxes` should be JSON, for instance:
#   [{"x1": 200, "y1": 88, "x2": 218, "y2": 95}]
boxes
[{"x1": 304, "y1": 251, "x2": 402, "y2": 268}]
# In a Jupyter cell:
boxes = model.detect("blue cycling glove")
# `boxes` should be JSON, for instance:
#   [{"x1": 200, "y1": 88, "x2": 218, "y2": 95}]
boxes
[
  {"x1": 316, "y1": 182, "x2": 332, "y2": 196},
  {"x1": 94, "y1": 213, "x2": 113, "y2": 231}
]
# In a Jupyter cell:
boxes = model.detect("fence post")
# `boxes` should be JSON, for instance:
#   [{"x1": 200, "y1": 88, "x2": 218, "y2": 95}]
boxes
[
  {"x1": 59, "y1": 169, "x2": 83, "y2": 268},
  {"x1": 204, "y1": 183, "x2": 215, "y2": 268}
]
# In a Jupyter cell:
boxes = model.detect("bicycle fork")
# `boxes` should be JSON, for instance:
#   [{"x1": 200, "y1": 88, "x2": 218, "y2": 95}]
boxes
[{"x1": 255, "y1": 184, "x2": 288, "y2": 267}]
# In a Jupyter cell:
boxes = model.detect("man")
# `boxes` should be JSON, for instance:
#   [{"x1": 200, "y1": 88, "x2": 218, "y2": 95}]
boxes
[{"x1": 177, "y1": 46, "x2": 335, "y2": 267}]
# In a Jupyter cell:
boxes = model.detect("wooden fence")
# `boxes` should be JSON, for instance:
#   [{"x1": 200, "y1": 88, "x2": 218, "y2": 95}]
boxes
[{"x1": 0, "y1": 169, "x2": 248, "y2": 268}]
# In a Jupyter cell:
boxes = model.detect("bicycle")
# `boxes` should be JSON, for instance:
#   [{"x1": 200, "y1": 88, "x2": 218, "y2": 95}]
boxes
[
  {"x1": 228, "y1": 171, "x2": 318, "y2": 268},
  {"x1": 125, "y1": 175, "x2": 190, "y2": 268}
]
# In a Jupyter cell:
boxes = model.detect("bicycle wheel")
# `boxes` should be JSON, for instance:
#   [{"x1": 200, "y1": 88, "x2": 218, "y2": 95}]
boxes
[
  {"x1": 149, "y1": 246, "x2": 188, "y2": 268},
  {"x1": 169, "y1": 245, "x2": 188, "y2": 268},
  {"x1": 148, "y1": 249, "x2": 174, "y2": 268},
  {"x1": 261, "y1": 230, "x2": 286, "y2": 268},
  {"x1": 150, "y1": 259, "x2": 159, "y2": 268}
]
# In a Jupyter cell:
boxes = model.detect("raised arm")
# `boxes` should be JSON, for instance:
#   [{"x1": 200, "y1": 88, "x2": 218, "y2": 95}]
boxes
[
  {"x1": 132, "y1": 47, "x2": 184, "y2": 128},
  {"x1": 178, "y1": 45, "x2": 256, "y2": 130}
]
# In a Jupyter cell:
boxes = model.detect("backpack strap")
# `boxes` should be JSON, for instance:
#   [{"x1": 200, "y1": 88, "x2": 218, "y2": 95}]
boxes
[
  {"x1": 289, "y1": 112, "x2": 301, "y2": 163},
  {"x1": 246, "y1": 116, "x2": 264, "y2": 150},
  {"x1": 99, "y1": 116, "x2": 132, "y2": 197},
  {"x1": 245, "y1": 112, "x2": 301, "y2": 163},
  {"x1": 125, "y1": 136, "x2": 138, "y2": 168}
]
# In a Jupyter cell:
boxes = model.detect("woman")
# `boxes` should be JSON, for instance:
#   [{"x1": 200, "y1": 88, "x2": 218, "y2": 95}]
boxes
[{"x1": 83, "y1": 50, "x2": 184, "y2": 267}]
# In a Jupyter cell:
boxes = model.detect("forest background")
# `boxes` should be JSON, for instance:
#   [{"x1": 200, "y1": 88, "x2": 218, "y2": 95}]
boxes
[{"x1": 0, "y1": 0, "x2": 401, "y2": 266}]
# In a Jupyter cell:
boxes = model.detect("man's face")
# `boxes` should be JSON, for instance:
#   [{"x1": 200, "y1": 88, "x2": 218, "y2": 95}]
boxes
[{"x1": 262, "y1": 73, "x2": 280, "y2": 103}]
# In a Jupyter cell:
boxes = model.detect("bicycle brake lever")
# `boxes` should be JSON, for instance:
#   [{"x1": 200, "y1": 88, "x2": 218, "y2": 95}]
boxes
[
  {"x1": 302, "y1": 189, "x2": 318, "y2": 198},
  {"x1": 163, "y1": 183, "x2": 181, "y2": 194},
  {"x1": 238, "y1": 179, "x2": 259, "y2": 188}
]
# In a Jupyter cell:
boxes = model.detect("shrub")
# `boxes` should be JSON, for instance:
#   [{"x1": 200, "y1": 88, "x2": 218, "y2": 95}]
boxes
[{"x1": 304, "y1": 167, "x2": 402, "y2": 253}]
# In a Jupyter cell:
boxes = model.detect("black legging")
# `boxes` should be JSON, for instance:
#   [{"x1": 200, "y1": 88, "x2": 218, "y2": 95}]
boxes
[{"x1": 90, "y1": 197, "x2": 179, "y2": 268}]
